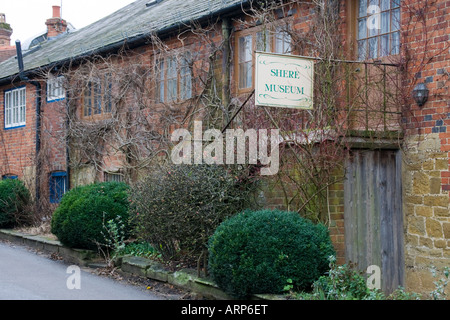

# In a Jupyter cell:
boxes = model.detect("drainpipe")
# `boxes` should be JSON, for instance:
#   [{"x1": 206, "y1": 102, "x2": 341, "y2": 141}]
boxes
[
  {"x1": 16, "y1": 40, "x2": 42, "y2": 202},
  {"x1": 221, "y1": 18, "x2": 231, "y2": 127},
  {"x1": 65, "y1": 90, "x2": 71, "y2": 191}
]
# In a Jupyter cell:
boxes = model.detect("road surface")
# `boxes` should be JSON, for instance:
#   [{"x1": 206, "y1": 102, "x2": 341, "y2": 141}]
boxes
[{"x1": 0, "y1": 241, "x2": 174, "y2": 300}]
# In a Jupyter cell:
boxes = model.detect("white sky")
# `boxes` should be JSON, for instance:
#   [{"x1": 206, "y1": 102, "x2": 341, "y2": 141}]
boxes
[{"x1": 1, "y1": 0, "x2": 137, "y2": 43}]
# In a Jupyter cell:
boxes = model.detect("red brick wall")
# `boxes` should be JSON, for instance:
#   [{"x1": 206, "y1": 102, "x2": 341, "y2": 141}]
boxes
[
  {"x1": 0, "y1": 83, "x2": 37, "y2": 187},
  {"x1": 0, "y1": 47, "x2": 15, "y2": 63}
]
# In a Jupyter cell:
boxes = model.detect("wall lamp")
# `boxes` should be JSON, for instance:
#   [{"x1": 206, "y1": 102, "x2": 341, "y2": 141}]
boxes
[{"x1": 412, "y1": 83, "x2": 429, "y2": 107}]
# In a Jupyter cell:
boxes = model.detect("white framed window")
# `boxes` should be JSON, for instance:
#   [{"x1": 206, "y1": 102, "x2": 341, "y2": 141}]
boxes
[
  {"x1": 4, "y1": 87, "x2": 26, "y2": 129},
  {"x1": 47, "y1": 76, "x2": 65, "y2": 102}
]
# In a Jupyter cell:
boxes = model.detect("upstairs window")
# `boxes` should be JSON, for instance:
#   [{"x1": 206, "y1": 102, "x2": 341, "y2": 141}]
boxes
[
  {"x1": 49, "y1": 171, "x2": 67, "y2": 204},
  {"x1": 4, "y1": 87, "x2": 26, "y2": 129},
  {"x1": 83, "y1": 74, "x2": 112, "y2": 118},
  {"x1": 357, "y1": 0, "x2": 400, "y2": 60},
  {"x1": 236, "y1": 27, "x2": 292, "y2": 92},
  {"x1": 47, "y1": 76, "x2": 65, "y2": 102},
  {"x1": 156, "y1": 53, "x2": 192, "y2": 103}
]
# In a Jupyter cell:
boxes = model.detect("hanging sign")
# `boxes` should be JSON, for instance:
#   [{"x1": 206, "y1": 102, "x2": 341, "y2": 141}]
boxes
[{"x1": 255, "y1": 52, "x2": 314, "y2": 109}]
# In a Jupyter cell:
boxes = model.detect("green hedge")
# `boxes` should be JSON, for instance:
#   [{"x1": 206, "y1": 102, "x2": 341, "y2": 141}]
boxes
[
  {"x1": 0, "y1": 179, "x2": 31, "y2": 228},
  {"x1": 51, "y1": 182, "x2": 130, "y2": 250},
  {"x1": 208, "y1": 209, "x2": 335, "y2": 299}
]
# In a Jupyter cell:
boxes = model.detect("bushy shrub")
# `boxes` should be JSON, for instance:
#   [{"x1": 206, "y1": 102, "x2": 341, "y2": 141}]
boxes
[
  {"x1": 310, "y1": 256, "x2": 371, "y2": 300},
  {"x1": 208, "y1": 209, "x2": 335, "y2": 298},
  {"x1": 129, "y1": 164, "x2": 259, "y2": 264},
  {"x1": 0, "y1": 179, "x2": 31, "y2": 228},
  {"x1": 51, "y1": 182, "x2": 130, "y2": 250},
  {"x1": 299, "y1": 256, "x2": 422, "y2": 300}
]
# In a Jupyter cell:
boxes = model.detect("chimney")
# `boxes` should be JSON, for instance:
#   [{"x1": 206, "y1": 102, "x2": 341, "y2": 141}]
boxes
[
  {"x1": 45, "y1": 6, "x2": 67, "y2": 38},
  {"x1": 0, "y1": 13, "x2": 13, "y2": 47}
]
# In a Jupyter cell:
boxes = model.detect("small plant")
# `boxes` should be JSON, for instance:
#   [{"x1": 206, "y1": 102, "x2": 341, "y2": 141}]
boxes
[
  {"x1": 99, "y1": 214, "x2": 127, "y2": 263},
  {"x1": 283, "y1": 279, "x2": 294, "y2": 293},
  {"x1": 387, "y1": 287, "x2": 421, "y2": 301},
  {"x1": 297, "y1": 256, "x2": 421, "y2": 300},
  {"x1": 310, "y1": 256, "x2": 371, "y2": 300},
  {"x1": 118, "y1": 241, "x2": 160, "y2": 259},
  {"x1": 430, "y1": 266, "x2": 449, "y2": 300}
]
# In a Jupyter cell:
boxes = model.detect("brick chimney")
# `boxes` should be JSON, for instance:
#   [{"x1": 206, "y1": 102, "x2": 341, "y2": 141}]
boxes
[
  {"x1": 0, "y1": 13, "x2": 16, "y2": 63},
  {"x1": 0, "y1": 13, "x2": 13, "y2": 47},
  {"x1": 45, "y1": 6, "x2": 67, "y2": 38}
]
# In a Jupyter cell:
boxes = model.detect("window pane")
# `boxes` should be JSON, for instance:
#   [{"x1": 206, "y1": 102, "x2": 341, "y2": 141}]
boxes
[
  {"x1": 157, "y1": 60, "x2": 165, "y2": 103},
  {"x1": 48, "y1": 83, "x2": 53, "y2": 99},
  {"x1": 180, "y1": 56, "x2": 192, "y2": 100},
  {"x1": 239, "y1": 35, "x2": 252, "y2": 63},
  {"x1": 239, "y1": 35, "x2": 252, "y2": 89},
  {"x1": 5, "y1": 92, "x2": 10, "y2": 126},
  {"x1": 168, "y1": 79, "x2": 177, "y2": 101},
  {"x1": 391, "y1": 0, "x2": 400, "y2": 8},
  {"x1": 167, "y1": 57, "x2": 177, "y2": 102},
  {"x1": 13, "y1": 91, "x2": 18, "y2": 124},
  {"x1": 274, "y1": 29, "x2": 291, "y2": 54},
  {"x1": 358, "y1": 18, "x2": 367, "y2": 40},
  {"x1": 380, "y1": 0, "x2": 389, "y2": 11},
  {"x1": 20, "y1": 89, "x2": 25, "y2": 123},
  {"x1": 104, "y1": 75, "x2": 112, "y2": 113},
  {"x1": 391, "y1": 31, "x2": 400, "y2": 55},
  {"x1": 256, "y1": 30, "x2": 270, "y2": 52},
  {"x1": 105, "y1": 172, "x2": 123, "y2": 182},
  {"x1": 380, "y1": 34, "x2": 389, "y2": 56},
  {"x1": 392, "y1": 8, "x2": 400, "y2": 31},
  {"x1": 359, "y1": 0, "x2": 367, "y2": 17},
  {"x1": 239, "y1": 61, "x2": 252, "y2": 89},
  {"x1": 50, "y1": 173, "x2": 67, "y2": 203},
  {"x1": 94, "y1": 82, "x2": 102, "y2": 115},
  {"x1": 381, "y1": 11, "x2": 389, "y2": 34},
  {"x1": 358, "y1": 40, "x2": 367, "y2": 60},
  {"x1": 84, "y1": 83, "x2": 92, "y2": 116},
  {"x1": 368, "y1": 16, "x2": 380, "y2": 37},
  {"x1": 369, "y1": 37, "x2": 378, "y2": 59}
]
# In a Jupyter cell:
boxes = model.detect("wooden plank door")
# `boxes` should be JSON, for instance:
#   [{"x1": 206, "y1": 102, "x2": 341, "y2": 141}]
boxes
[{"x1": 344, "y1": 149, "x2": 404, "y2": 294}]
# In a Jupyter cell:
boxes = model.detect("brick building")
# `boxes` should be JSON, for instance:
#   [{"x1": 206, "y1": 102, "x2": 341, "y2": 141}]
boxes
[{"x1": 0, "y1": 0, "x2": 448, "y2": 296}]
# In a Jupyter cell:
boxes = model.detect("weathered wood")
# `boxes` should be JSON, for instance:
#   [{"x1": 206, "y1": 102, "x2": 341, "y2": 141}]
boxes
[{"x1": 344, "y1": 149, "x2": 404, "y2": 294}]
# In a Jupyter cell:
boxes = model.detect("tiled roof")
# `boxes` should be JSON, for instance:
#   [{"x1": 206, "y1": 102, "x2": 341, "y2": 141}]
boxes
[{"x1": 0, "y1": 0, "x2": 247, "y2": 83}]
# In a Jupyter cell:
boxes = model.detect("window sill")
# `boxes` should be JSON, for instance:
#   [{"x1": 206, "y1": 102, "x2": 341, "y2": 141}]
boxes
[
  {"x1": 4, "y1": 124, "x2": 26, "y2": 130},
  {"x1": 81, "y1": 113, "x2": 113, "y2": 121},
  {"x1": 47, "y1": 97, "x2": 66, "y2": 103}
]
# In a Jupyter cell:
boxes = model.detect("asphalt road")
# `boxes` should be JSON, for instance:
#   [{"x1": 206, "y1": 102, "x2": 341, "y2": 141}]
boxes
[{"x1": 0, "y1": 241, "x2": 171, "y2": 300}]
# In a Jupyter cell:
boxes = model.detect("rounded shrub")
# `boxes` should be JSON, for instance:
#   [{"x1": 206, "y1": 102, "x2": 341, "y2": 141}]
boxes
[
  {"x1": 0, "y1": 179, "x2": 31, "y2": 228},
  {"x1": 51, "y1": 182, "x2": 130, "y2": 250},
  {"x1": 208, "y1": 209, "x2": 335, "y2": 299}
]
